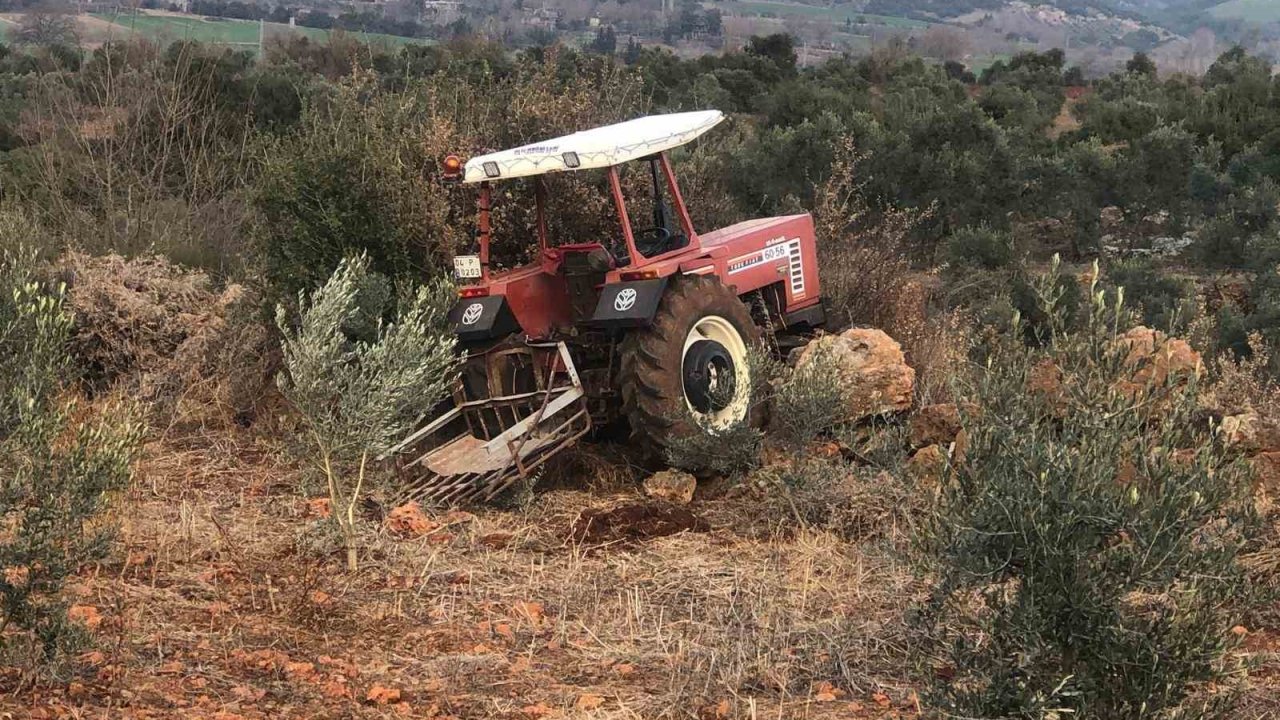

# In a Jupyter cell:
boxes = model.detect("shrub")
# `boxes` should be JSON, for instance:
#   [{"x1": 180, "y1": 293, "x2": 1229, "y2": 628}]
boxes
[
  {"x1": 58, "y1": 252, "x2": 218, "y2": 390},
  {"x1": 19, "y1": 40, "x2": 254, "y2": 270},
  {"x1": 55, "y1": 252, "x2": 275, "y2": 429},
  {"x1": 754, "y1": 458, "x2": 921, "y2": 542},
  {"x1": 276, "y1": 254, "x2": 457, "y2": 570},
  {"x1": 922, "y1": 257, "x2": 1258, "y2": 718},
  {"x1": 253, "y1": 51, "x2": 647, "y2": 301},
  {"x1": 811, "y1": 139, "x2": 930, "y2": 334},
  {"x1": 769, "y1": 344, "x2": 847, "y2": 447},
  {"x1": 252, "y1": 71, "x2": 461, "y2": 303},
  {"x1": 0, "y1": 242, "x2": 143, "y2": 669},
  {"x1": 663, "y1": 417, "x2": 763, "y2": 477},
  {"x1": 1105, "y1": 257, "x2": 1197, "y2": 333},
  {"x1": 1193, "y1": 215, "x2": 1251, "y2": 269},
  {"x1": 944, "y1": 224, "x2": 1016, "y2": 270}
]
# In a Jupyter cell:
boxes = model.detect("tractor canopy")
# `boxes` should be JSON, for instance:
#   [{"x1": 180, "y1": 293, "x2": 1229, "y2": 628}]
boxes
[
  {"x1": 450, "y1": 110, "x2": 722, "y2": 301},
  {"x1": 460, "y1": 110, "x2": 724, "y2": 184}
]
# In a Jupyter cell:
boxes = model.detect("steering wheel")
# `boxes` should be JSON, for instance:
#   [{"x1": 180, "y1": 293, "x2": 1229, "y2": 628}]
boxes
[{"x1": 634, "y1": 225, "x2": 672, "y2": 256}]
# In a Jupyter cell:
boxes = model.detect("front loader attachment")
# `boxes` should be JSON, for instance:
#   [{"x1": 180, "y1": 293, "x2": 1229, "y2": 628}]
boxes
[{"x1": 386, "y1": 341, "x2": 590, "y2": 506}]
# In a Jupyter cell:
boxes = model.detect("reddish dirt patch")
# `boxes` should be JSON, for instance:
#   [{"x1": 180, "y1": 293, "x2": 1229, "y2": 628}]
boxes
[{"x1": 568, "y1": 503, "x2": 710, "y2": 546}]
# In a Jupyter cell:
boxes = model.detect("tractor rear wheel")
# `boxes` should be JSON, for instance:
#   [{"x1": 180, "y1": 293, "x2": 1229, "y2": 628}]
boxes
[{"x1": 618, "y1": 275, "x2": 762, "y2": 455}]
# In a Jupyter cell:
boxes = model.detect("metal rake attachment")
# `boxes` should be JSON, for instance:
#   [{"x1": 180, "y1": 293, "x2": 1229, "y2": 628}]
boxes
[{"x1": 386, "y1": 341, "x2": 590, "y2": 506}]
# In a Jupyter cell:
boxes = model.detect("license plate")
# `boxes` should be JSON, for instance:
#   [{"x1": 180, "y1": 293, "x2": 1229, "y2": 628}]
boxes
[{"x1": 453, "y1": 255, "x2": 482, "y2": 279}]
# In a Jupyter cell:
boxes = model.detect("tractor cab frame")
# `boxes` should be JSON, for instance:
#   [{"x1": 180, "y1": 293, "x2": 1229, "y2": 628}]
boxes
[{"x1": 465, "y1": 150, "x2": 698, "y2": 282}]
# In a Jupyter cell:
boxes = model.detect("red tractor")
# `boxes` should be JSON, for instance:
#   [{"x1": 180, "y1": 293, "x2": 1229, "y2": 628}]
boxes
[{"x1": 389, "y1": 110, "x2": 824, "y2": 505}]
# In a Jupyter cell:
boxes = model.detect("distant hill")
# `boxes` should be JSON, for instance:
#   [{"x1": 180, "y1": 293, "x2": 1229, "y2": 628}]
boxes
[
  {"x1": 863, "y1": 0, "x2": 1155, "y2": 23},
  {"x1": 1206, "y1": 0, "x2": 1280, "y2": 24},
  {"x1": 863, "y1": 0, "x2": 1276, "y2": 33}
]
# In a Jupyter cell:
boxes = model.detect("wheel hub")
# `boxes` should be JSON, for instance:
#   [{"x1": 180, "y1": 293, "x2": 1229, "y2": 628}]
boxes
[{"x1": 682, "y1": 339, "x2": 737, "y2": 414}]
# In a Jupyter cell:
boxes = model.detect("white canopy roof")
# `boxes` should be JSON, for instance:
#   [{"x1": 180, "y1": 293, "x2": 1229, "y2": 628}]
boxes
[{"x1": 462, "y1": 110, "x2": 724, "y2": 184}]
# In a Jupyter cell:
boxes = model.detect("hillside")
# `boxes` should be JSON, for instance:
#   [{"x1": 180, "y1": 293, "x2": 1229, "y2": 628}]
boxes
[{"x1": 1209, "y1": 0, "x2": 1280, "y2": 24}]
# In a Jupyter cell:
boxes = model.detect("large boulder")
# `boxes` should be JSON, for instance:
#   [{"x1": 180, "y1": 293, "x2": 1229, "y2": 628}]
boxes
[{"x1": 794, "y1": 328, "x2": 915, "y2": 423}]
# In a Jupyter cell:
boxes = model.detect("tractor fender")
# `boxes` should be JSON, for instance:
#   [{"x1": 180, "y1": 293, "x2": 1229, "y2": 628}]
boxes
[
  {"x1": 587, "y1": 278, "x2": 669, "y2": 328},
  {"x1": 450, "y1": 295, "x2": 520, "y2": 342}
]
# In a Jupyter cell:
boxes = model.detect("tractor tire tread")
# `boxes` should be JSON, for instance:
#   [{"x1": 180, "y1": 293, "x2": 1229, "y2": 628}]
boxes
[{"x1": 617, "y1": 275, "x2": 760, "y2": 456}]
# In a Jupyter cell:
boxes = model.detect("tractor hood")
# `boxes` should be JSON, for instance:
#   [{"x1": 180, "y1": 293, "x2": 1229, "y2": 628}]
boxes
[{"x1": 461, "y1": 110, "x2": 724, "y2": 184}]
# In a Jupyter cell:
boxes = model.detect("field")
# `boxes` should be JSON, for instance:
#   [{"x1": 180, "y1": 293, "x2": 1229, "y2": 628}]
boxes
[
  {"x1": 722, "y1": 1, "x2": 930, "y2": 28},
  {"x1": 1208, "y1": 0, "x2": 1280, "y2": 24},
  {"x1": 90, "y1": 11, "x2": 432, "y2": 50},
  {"x1": 0, "y1": 427, "x2": 930, "y2": 719}
]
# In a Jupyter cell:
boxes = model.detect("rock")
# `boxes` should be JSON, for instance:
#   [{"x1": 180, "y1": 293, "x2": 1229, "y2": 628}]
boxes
[
  {"x1": 1113, "y1": 327, "x2": 1202, "y2": 396},
  {"x1": 1249, "y1": 451, "x2": 1280, "y2": 505},
  {"x1": 365, "y1": 685, "x2": 401, "y2": 705},
  {"x1": 1027, "y1": 358, "x2": 1066, "y2": 414},
  {"x1": 385, "y1": 501, "x2": 439, "y2": 539},
  {"x1": 479, "y1": 531, "x2": 514, "y2": 549},
  {"x1": 1222, "y1": 411, "x2": 1280, "y2": 455},
  {"x1": 305, "y1": 497, "x2": 331, "y2": 518},
  {"x1": 68, "y1": 605, "x2": 103, "y2": 630},
  {"x1": 1114, "y1": 459, "x2": 1139, "y2": 487},
  {"x1": 906, "y1": 444, "x2": 947, "y2": 490},
  {"x1": 794, "y1": 328, "x2": 915, "y2": 422},
  {"x1": 952, "y1": 428, "x2": 970, "y2": 468},
  {"x1": 909, "y1": 404, "x2": 962, "y2": 448},
  {"x1": 642, "y1": 470, "x2": 697, "y2": 504},
  {"x1": 1151, "y1": 235, "x2": 1193, "y2": 257},
  {"x1": 1100, "y1": 205, "x2": 1124, "y2": 231}
]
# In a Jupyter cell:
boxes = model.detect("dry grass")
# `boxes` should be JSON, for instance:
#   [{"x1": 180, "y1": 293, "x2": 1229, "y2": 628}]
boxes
[
  {"x1": 1204, "y1": 332, "x2": 1280, "y2": 418},
  {"x1": 0, "y1": 429, "x2": 928, "y2": 719},
  {"x1": 58, "y1": 252, "x2": 277, "y2": 432}
]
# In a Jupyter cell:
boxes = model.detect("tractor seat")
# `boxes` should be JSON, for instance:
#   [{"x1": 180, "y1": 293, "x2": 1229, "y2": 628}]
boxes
[
  {"x1": 561, "y1": 246, "x2": 615, "y2": 320},
  {"x1": 634, "y1": 227, "x2": 688, "y2": 259}
]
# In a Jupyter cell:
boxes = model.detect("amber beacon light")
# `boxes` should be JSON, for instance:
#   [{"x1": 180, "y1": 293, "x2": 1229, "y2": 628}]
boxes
[{"x1": 441, "y1": 154, "x2": 464, "y2": 180}]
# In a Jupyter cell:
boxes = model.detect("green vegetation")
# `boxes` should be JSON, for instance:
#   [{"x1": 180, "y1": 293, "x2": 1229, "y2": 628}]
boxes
[
  {"x1": 0, "y1": 221, "x2": 143, "y2": 670},
  {"x1": 924, "y1": 260, "x2": 1257, "y2": 719},
  {"x1": 0, "y1": 23, "x2": 1276, "y2": 712},
  {"x1": 725, "y1": 1, "x2": 929, "y2": 27},
  {"x1": 92, "y1": 11, "x2": 432, "y2": 50},
  {"x1": 276, "y1": 254, "x2": 457, "y2": 571}
]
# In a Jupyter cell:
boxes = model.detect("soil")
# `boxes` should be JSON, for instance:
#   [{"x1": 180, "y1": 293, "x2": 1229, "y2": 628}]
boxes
[{"x1": 567, "y1": 503, "x2": 711, "y2": 547}]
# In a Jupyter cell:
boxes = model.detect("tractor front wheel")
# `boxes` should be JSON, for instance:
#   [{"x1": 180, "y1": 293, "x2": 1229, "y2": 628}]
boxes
[{"x1": 618, "y1": 276, "x2": 762, "y2": 455}]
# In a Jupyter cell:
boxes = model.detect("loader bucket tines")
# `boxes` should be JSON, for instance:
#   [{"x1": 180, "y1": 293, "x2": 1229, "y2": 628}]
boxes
[{"x1": 385, "y1": 342, "x2": 590, "y2": 506}]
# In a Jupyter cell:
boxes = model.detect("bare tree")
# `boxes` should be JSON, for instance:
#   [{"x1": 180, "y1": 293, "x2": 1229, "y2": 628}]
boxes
[
  {"x1": 14, "y1": 3, "x2": 79, "y2": 47},
  {"x1": 917, "y1": 26, "x2": 971, "y2": 63}
]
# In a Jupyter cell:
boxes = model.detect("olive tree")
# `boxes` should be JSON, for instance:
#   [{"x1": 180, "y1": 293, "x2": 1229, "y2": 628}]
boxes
[
  {"x1": 923, "y1": 258, "x2": 1258, "y2": 718},
  {"x1": 276, "y1": 254, "x2": 457, "y2": 570},
  {"x1": 0, "y1": 238, "x2": 142, "y2": 669}
]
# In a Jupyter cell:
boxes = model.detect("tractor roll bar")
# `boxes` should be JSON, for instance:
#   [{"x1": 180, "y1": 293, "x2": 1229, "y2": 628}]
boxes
[
  {"x1": 468, "y1": 150, "x2": 700, "y2": 274},
  {"x1": 477, "y1": 181, "x2": 492, "y2": 282}
]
